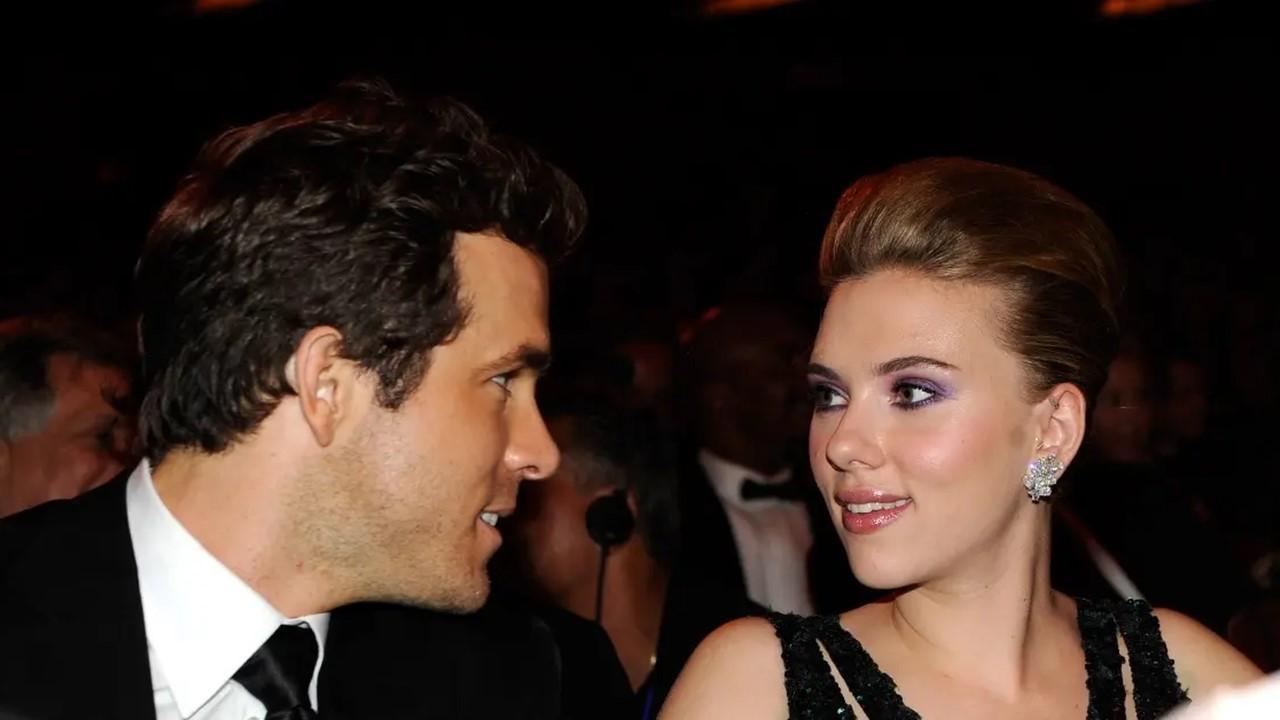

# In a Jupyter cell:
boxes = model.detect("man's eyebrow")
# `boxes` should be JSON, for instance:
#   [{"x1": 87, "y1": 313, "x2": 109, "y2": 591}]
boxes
[{"x1": 478, "y1": 344, "x2": 552, "y2": 376}]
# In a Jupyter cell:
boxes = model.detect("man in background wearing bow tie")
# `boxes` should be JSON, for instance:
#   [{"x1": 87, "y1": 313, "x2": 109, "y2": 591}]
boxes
[{"x1": 675, "y1": 299, "x2": 872, "y2": 616}]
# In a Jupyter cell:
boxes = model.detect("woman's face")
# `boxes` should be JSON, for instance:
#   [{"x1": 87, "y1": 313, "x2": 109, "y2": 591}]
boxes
[{"x1": 808, "y1": 269, "x2": 1051, "y2": 590}]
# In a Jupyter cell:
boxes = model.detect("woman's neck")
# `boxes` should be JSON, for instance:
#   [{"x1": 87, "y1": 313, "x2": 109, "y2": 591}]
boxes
[{"x1": 888, "y1": 509, "x2": 1075, "y2": 698}]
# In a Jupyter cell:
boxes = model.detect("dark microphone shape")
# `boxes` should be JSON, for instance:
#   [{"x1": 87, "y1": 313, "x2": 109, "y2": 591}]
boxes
[{"x1": 585, "y1": 488, "x2": 634, "y2": 622}]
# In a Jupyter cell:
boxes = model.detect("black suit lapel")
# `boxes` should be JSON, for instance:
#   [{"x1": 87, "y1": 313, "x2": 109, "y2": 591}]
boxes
[
  {"x1": 0, "y1": 479, "x2": 155, "y2": 720},
  {"x1": 320, "y1": 598, "x2": 563, "y2": 720},
  {"x1": 672, "y1": 452, "x2": 875, "y2": 615},
  {"x1": 675, "y1": 456, "x2": 748, "y2": 598}
]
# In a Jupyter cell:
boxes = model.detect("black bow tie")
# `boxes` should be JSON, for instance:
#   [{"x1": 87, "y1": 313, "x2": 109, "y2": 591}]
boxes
[{"x1": 740, "y1": 477, "x2": 806, "y2": 502}]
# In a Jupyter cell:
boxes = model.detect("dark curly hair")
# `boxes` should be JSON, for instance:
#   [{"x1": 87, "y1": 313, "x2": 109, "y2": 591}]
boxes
[{"x1": 136, "y1": 78, "x2": 586, "y2": 462}]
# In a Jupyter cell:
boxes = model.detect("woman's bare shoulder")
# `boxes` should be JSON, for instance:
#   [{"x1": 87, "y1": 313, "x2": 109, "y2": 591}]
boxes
[
  {"x1": 1154, "y1": 607, "x2": 1263, "y2": 697},
  {"x1": 658, "y1": 616, "x2": 789, "y2": 719}
]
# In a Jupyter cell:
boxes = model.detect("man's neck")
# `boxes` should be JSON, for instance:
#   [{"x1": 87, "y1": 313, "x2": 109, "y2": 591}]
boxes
[{"x1": 151, "y1": 447, "x2": 333, "y2": 618}]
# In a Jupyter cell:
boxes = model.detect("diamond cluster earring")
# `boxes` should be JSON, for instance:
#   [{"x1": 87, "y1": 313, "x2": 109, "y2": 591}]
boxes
[{"x1": 1024, "y1": 454, "x2": 1064, "y2": 502}]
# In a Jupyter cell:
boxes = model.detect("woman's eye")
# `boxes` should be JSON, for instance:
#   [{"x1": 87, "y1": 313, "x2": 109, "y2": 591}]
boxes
[
  {"x1": 808, "y1": 383, "x2": 847, "y2": 412},
  {"x1": 891, "y1": 382, "x2": 939, "y2": 409}
]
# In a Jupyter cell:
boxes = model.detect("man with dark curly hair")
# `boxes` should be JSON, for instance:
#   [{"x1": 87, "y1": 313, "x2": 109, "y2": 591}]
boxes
[{"x1": 1, "y1": 79, "x2": 585, "y2": 720}]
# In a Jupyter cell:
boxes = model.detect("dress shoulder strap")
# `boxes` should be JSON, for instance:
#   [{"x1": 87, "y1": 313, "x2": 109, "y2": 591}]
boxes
[
  {"x1": 765, "y1": 612, "x2": 855, "y2": 719},
  {"x1": 1111, "y1": 599, "x2": 1190, "y2": 720},
  {"x1": 811, "y1": 615, "x2": 920, "y2": 720},
  {"x1": 1075, "y1": 596, "x2": 1127, "y2": 720}
]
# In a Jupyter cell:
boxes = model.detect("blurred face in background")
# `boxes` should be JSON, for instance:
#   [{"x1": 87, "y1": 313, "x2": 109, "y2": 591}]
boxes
[
  {"x1": 1165, "y1": 359, "x2": 1209, "y2": 442},
  {"x1": 617, "y1": 340, "x2": 675, "y2": 417},
  {"x1": 725, "y1": 313, "x2": 812, "y2": 445},
  {"x1": 1091, "y1": 355, "x2": 1154, "y2": 463},
  {"x1": 694, "y1": 305, "x2": 812, "y2": 471},
  {"x1": 0, "y1": 353, "x2": 134, "y2": 518}
]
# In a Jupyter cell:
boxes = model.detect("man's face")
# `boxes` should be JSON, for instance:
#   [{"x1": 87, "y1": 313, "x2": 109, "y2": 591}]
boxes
[
  {"x1": 302, "y1": 232, "x2": 560, "y2": 612},
  {"x1": 0, "y1": 353, "x2": 134, "y2": 518},
  {"x1": 712, "y1": 309, "x2": 812, "y2": 444}
]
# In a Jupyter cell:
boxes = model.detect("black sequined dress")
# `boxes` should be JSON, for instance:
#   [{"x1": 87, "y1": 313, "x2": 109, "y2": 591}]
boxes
[{"x1": 767, "y1": 598, "x2": 1188, "y2": 720}]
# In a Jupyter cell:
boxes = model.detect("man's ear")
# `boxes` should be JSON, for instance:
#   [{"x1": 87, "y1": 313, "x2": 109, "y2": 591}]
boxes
[{"x1": 284, "y1": 326, "x2": 358, "y2": 448}]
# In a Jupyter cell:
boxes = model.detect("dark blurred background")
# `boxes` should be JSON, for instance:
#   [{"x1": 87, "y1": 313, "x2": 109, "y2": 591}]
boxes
[
  {"x1": 9, "y1": 0, "x2": 1276, "y2": 324},
  {"x1": 5, "y1": 0, "x2": 1280, "y2": 672}
]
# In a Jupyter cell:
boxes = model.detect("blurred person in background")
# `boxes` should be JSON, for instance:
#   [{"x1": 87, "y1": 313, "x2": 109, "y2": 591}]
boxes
[
  {"x1": 1090, "y1": 342, "x2": 1156, "y2": 464},
  {"x1": 1160, "y1": 353, "x2": 1212, "y2": 456},
  {"x1": 1055, "y1": 345, "x2": 1255, "y2": 635},
  {"x1": 0, "y1": 318, "x2": 136, "y2": 518},
  {"x1": 508, "y1": 391, "x2": 756, "y2": 718},
  {"x1": 675, "y1": 298, "x2": 871, "y2": 617}
]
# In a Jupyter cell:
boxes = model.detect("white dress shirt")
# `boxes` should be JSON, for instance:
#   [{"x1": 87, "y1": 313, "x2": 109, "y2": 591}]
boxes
[
  {"x1": 699, "y1": 449, "x2": 815, "y2": 615},
  {"x1": 126, "y1": 461, "x2": 329, "y2": 720}
]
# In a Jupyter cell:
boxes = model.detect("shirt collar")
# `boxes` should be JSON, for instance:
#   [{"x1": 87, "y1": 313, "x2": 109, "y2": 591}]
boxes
[
  {"x1": 126, "y1": 460, "x2": 329, "y2": 716},
  {"x1": 698, "y1": 448, "x2": 793, "y2": 506}
]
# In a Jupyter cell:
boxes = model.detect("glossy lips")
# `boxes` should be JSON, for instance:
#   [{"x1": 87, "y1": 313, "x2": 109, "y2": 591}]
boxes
[{"x1": 837, "y1": 488, "x2": 912, "y2": 535}]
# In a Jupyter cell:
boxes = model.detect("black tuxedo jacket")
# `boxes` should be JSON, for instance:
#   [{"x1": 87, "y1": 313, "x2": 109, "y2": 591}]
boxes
[
  {"x1": 0, "y1": 479, "x2": 561, "y2": 720},
  {"x1": 674, "y1": 453, "x2": 878, "y2": 616}
]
